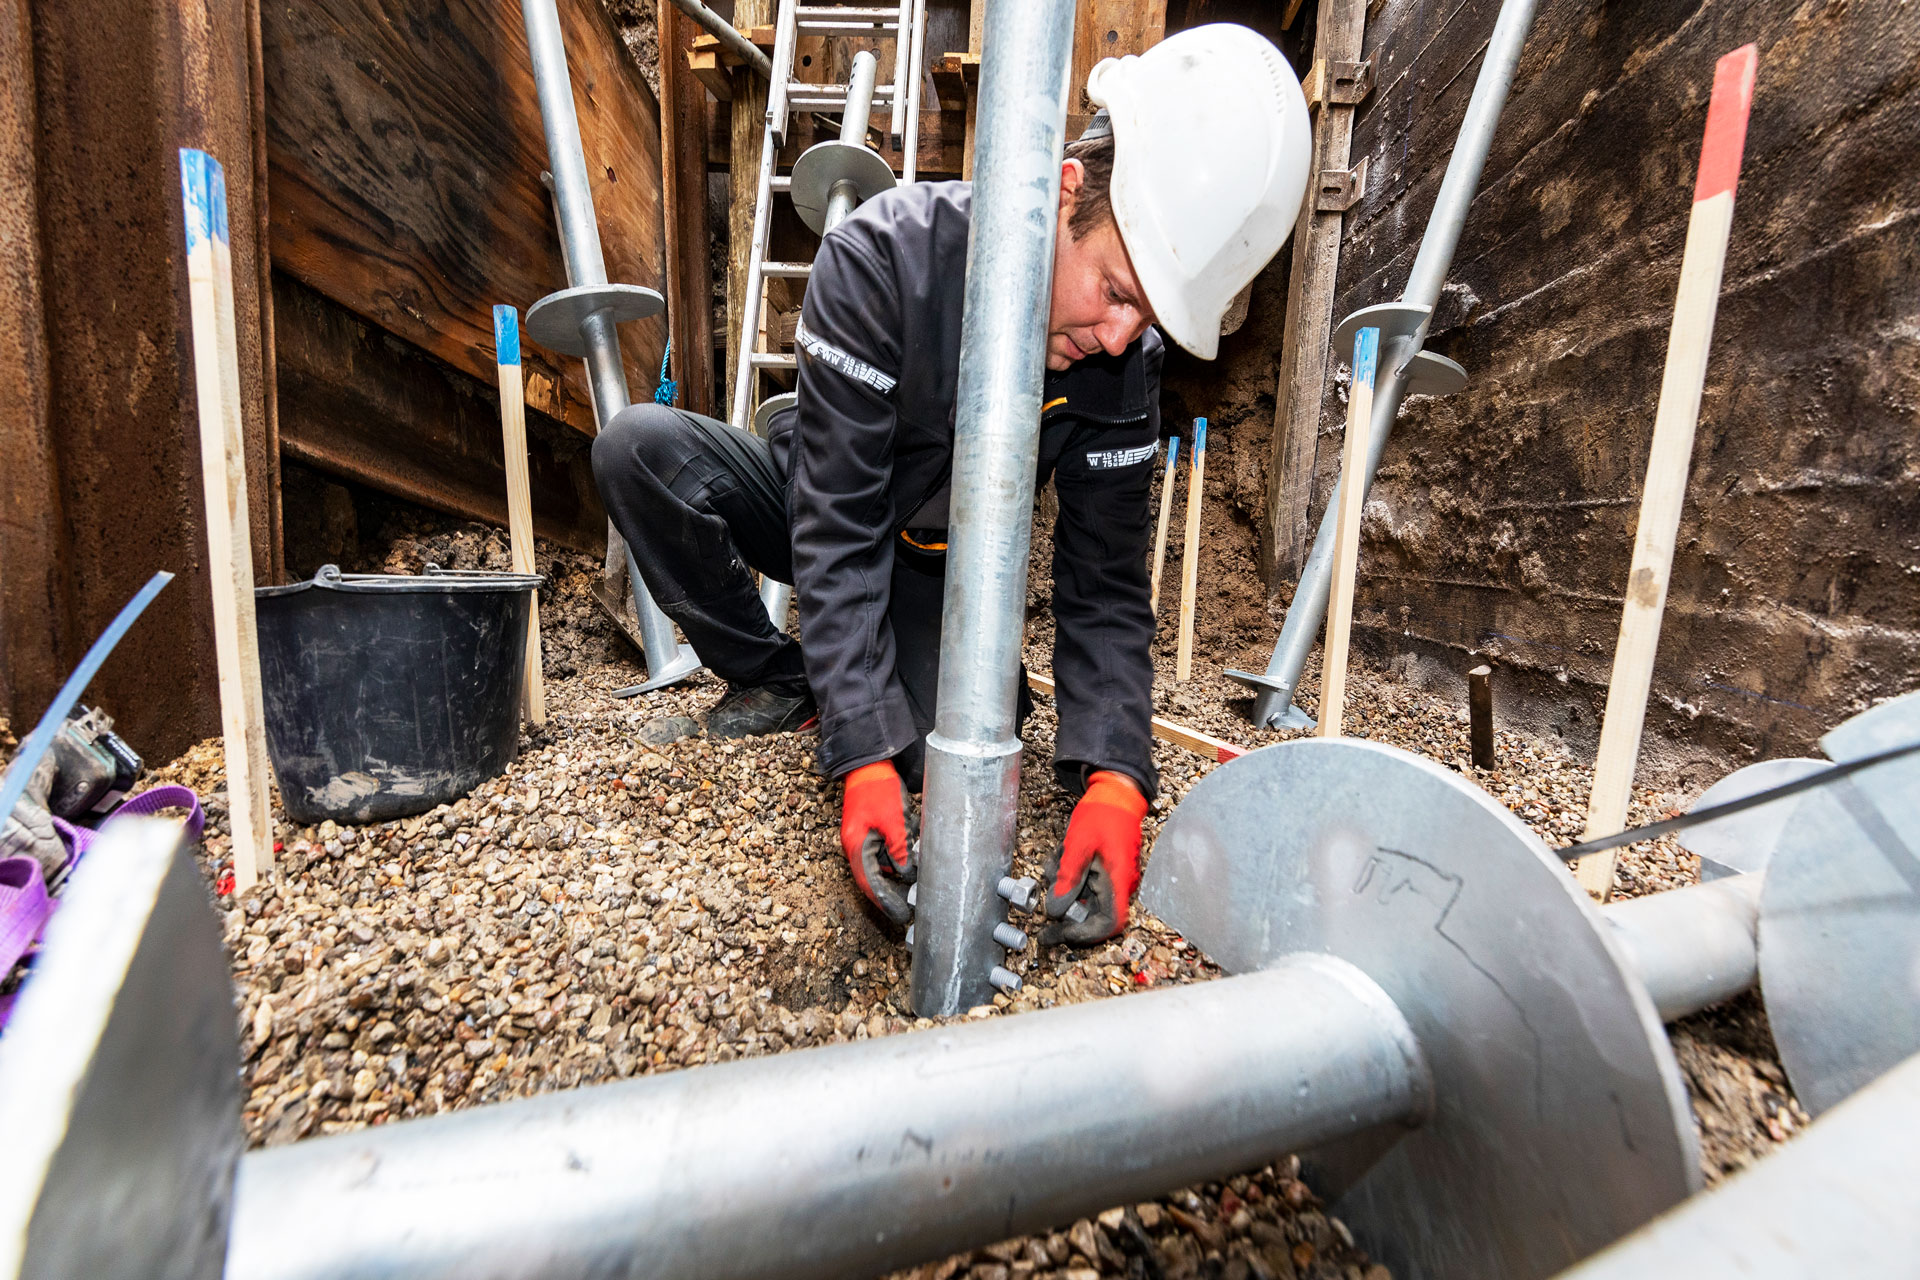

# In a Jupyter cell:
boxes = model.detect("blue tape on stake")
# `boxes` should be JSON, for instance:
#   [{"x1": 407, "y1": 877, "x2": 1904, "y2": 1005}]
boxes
[
  {"x1": 178, "y1": 148, "x2": 229, "y2": 255},
  {"x1": 494, "y1": 305, "x2": 521, "y2": 367},
  {"x1": 1166, "y1": 435, "x2": 1180, "y2": 471},
  {"x1": 1193, "y1": 417, "x2": 1208, "y2": 456},
  {"x1": 1352, "y1": 327, "x2": 1379, "y2": 389}
]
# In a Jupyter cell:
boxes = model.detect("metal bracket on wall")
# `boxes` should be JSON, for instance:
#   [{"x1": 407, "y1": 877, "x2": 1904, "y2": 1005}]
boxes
[
  {"x1": 1305, "y1": 57, "x2": 1373, "y2": 110},
  {"x1": 1316, "y1": 156, "x2": 1369, "y2": 212}
]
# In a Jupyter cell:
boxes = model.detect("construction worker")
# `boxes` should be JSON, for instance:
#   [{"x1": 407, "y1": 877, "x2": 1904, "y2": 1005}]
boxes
[{"x1": 592, "y1": 25, "x2": 1309, "y2": 944}]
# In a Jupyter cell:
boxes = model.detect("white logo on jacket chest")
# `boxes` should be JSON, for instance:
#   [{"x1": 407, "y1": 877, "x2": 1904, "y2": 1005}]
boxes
[{"x1": 1085, "y1": 443, "x2": 1156, "y2": 469}]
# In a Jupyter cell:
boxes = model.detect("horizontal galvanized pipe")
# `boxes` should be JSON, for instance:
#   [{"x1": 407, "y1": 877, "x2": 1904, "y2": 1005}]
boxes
[
  {"x1": 1601, "y1": 874, "x2": 1761, "y2": 1023},
  {"x1": 667, "y1": 0, "x2": 774, "y2": 81},
  {"x1": 226, "y1": 956, "x2": 1429, "y2": 1280},
  {"x1": 1555, "y1": 1048, "x2": 1920, "y2": 1278}
]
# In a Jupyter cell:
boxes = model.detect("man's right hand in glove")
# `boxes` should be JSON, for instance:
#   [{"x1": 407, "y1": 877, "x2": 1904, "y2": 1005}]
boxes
[{"x1": 840, "y1": 760, "x2": 915, "y2": 924}]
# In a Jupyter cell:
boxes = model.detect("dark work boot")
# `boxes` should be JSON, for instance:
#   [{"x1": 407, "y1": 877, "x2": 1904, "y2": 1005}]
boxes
[{"x1": 704, "y1": 680, "x2": 819, "y2": 740}]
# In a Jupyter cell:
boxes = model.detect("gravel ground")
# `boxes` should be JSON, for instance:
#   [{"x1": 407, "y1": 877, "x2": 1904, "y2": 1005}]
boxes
[{"x1": 116, "y1": 518, "x2": 1804, "y2": 1278}]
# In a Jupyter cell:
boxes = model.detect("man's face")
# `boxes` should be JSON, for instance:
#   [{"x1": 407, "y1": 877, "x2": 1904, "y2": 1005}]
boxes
[{"x1": 1046, "y1": 159, "x2": 1155, "y2": 372}]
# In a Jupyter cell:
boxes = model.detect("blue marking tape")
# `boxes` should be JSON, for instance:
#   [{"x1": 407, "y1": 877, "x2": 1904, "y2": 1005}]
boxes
[
  {"x1": 1352, "y1": 327, "x2": 1379, "y2": 387},
  {"x1": 1165, "y1": 435, "x2": 1180, "y2": 471},
  {"x1": 178, "y1": 149, "x2": 228, "y2": 255},
  {"x1": 1193, "y1": 417, "x2": 1207, "y2": 455},
  {"x1": 494, "y1": 305, "x2": 521, "y2": 367},
  {"x1": 0, "y1": 572, "x2": 174, "y2": 825}
]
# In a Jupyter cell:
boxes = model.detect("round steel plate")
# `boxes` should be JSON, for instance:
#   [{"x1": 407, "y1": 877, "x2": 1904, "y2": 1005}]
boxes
[
  {"x1": 1679, "y1": 758, "x2": 1825, "y2": 881},
  {"x1": 524, "y1": 284, "x2": 665, "y2": 357},
  {"x1": 790, "y1": 141, "x2": 896, "y2": 236},
  {"x1": 1402, "y1": 349, "x2": 1468, "y2": 397},
  {"x1": 1331, "y1": 301, "x2": 1430, "y2": 352},
  {"x1": 1760, "y1": 691, "x2": 1920, "y2": 1115},
  {"x1": 0, "y1": 820, "x2": 240, "y2": 1278},
  {"x1": 754, "y1": 391, "x2": 798, "y2": 438},
  {"x1": 1142, "y1": 738, "x2": 1698, "y2": 1280}
]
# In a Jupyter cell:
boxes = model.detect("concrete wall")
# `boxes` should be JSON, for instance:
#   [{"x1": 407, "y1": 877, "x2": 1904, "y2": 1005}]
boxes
[{"x1": 1179, "y1": 0, "x2": 1919, "y2": 780}]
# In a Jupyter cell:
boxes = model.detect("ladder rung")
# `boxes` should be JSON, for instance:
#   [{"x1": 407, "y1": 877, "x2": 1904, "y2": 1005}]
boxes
[
  {"x1": 750, "y1": 353, "x2": 799, "y2": 370},
  {"x1": 762, "y1": 261, "x2": 813, "y2": 278},
  {"x1": 794, "y1": 5, "x2": 901, "y2": 18},
  {"x1": 797, "y1": 20, "x2": 900, "y2": 33},
  {"x1": 786, "y1": 82, "x2": 899, "y2": 99}
]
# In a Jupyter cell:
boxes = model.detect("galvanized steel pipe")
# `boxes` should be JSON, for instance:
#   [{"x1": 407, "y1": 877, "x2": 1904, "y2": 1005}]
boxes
[
  {"x1": 1246, "y1": 0, "x2": 1541, "y2": 728},
  {"x1": 524, "y1": 0, "x2": 686, "y2": 673},
  {"x1": 226, "y1": 957, "x2": 1429, "y2": 1280},
  {"x1": 910, "y1": 0, "x2": 1076, "y2": 1017},
  {"x1": 1554, "y1": 1048, "x2": 1920, "y2": 1279},
  {"x1": 1602, "y1": 874, "x2": 1761, "y2": 1022},
  {"x1": 666, "y1": 0, "x2": 774, "y2": 82},
  {"x1": 825, "y1": 52, "x2": 881, "y2": 226}
]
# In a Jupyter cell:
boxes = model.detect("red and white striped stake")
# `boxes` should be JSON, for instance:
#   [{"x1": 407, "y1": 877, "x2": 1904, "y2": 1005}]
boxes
[
  {"x1": 180, "y1": 148, "x2": 273, "y2": 894},
  {"x1": 1576, "y1": 45, "x2": 1758, "y2": 899}
]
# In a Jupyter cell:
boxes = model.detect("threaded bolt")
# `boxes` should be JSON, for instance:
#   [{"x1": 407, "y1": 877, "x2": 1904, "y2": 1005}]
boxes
[
  {"x1": 988, "y1": 966, "x2": 1022, "y2": 994},
  {"x1": 992, "y1": 922, "x2": 1028, "y2": 951}
]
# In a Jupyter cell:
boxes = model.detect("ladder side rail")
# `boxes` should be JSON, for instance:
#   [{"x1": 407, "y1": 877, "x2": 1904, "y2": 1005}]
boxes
[{"x1": 902, "y1": 0, "x2": 927, "y2": 181}]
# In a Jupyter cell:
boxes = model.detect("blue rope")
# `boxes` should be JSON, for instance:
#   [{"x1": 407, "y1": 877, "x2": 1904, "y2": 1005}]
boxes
[{"x1": 655, "y1": 338, "x2": 678, "y2": 406}]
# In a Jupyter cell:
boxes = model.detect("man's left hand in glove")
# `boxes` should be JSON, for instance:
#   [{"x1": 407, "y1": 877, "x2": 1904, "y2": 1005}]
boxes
[{"x1": 1043, "y1": 770, "x2": 1148, "y2": 946}]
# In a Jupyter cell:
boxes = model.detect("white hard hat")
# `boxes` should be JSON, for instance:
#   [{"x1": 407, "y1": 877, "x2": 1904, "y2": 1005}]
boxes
[{"x1": 1086, "y1": 24, "x2": 1312, "y2": 360}]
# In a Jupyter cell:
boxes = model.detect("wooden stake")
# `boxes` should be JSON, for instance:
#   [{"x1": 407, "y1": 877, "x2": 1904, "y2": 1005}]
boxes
[
  {"x1": 1026, "y1": 672, "x2": 1245, "y2": 765},
  {"x1": 179, "y1": 148, "x2": 272, "y2": 894},
  {"x1": 1174, "y1": 418, "x2": 1207, "y2": 682},
  {"x1": 1576, "y1": 45, "x2": 1758, "y2": 899},
  {"x1": 495, "y1": 305, "x2": 546, "y2": 728},
  {"x1": 1317, "y1": 326, "x2": 1379, "y2": 739},
  {"x1": 1148, "y1": 435, "x2": 1179, "y2": 615},
  {"x1": 1468, "y1": 664, "x2": 1495, "y2": 769}
]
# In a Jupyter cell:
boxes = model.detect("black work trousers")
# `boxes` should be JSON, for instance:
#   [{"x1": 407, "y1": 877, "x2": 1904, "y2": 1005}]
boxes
[{"x1": 591, "y1": 403, "x2": 951, "y2": 784}]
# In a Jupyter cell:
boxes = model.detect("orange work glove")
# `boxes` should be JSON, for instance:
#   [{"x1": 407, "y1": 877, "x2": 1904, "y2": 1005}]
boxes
[
  {"x1": 1043, "y1": 771, "x2": 1148, "y2": 945},
  {"x1": 840, "y1": 760, "x2": 915, "y2": 924}
]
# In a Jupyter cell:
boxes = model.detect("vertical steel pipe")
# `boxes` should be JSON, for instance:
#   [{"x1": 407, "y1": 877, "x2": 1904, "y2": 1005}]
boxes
[
  {"x1": 824, "y1": 51, "x2": 881, "y2": 226},
  {"x1": 909, "y1": 0, "x2": 1076, "y2": 1017},
  {"x1": 1246, "y1": 0, "x2": 1541, "y2": 728},
  {"x1": 1602, "y1": 874, "x2": 1761, "y2": 1023},
  {"x1": 524, "y1": 0, "x2": 688, "y2": 675},
  {"x1": 226, "y1": 958, "x2": 1430, "y2": 1280}
]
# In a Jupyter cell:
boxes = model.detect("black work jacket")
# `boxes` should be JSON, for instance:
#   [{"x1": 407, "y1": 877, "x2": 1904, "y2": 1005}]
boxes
[{"x1": 766, "y1": 181, "x2": 1161, "y2": 798}]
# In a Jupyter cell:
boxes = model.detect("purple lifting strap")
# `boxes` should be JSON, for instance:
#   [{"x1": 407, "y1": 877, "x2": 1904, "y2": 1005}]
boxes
[{"x1": 0, "y1": 784, "x2": 205, "y2": 1032}]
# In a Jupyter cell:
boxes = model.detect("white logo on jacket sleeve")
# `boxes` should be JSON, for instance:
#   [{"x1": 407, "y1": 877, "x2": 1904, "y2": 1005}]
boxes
[
  {"x1": 795, "y1": 320, "x2": 898, "y2": 395},
  {"x1": 1085, "y1": 442, "x2": 1157, "y2": 469}
]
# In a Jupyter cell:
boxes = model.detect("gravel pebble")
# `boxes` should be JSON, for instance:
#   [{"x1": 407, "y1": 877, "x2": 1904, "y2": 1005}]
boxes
[{"x1": 124, "y1": 519, "x2": 1806, "y2": 1275}]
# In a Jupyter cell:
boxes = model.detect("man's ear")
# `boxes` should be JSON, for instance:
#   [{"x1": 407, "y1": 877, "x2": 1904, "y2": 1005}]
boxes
[{"x1": 1057, "y1": 157, "x2": 1085, "y2": 230}]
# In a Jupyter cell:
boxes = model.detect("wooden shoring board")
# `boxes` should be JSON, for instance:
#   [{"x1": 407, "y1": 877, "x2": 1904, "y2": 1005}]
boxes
[
  {"x1": 260, "y1": 0, "x2": 669, "y2": 439},
  {"x1": 1261, "y1": 0, "x2": 1371, "y2": 584},
  {"x1": 725, "y1": 0, "x2": 773, "y2": 424},
  {"x1": 660, "y1": 0, "x2": 716, "y2": 416},
  {"x1": 1026, "y1": 672, "x2": 1246, "y2": 765}
]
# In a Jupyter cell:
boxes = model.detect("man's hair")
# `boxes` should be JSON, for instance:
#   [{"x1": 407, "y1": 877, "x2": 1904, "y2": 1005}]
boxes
[{"x1": 1064, "y1": 133, "x2": 1115, "y2": 239}]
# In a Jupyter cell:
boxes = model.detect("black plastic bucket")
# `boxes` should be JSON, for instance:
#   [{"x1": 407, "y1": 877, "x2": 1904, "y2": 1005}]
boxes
[{"x1": 254, "y1": 564, "x2": 544, "y2": 824}]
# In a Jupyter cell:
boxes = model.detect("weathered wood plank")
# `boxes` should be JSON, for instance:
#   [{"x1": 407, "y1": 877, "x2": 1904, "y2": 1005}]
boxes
[
  {"x1": 1070, "y1": 0, "x2": 1166, "y2": 119},
  {"x1": 1262, "y1": 0, "x2": 1369, "y2": 584},
  {"x1": 726, "y1": 0, "x2": 772, "y2": 423},
  {"x1": 660, "y1": 0, "x2": 716, "y2": 416},
  {"x1": 260, "y1": 0, "x2": 670, "y2": 438},
  {"x1": 274, "y1": 274, "x2": 607, "y2": 555}
]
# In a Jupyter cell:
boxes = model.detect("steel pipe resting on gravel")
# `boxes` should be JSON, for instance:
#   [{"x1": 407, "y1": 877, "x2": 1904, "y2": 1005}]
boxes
[
  {"x1": 1245, "y1": 0, "x2": 1541, "y2": 728},
  {"x1": 1602, "y1": 873, "x2": 1762, "y2": 1022},
  {"x1": 523, "y1": 0, "x2": 685, "y2": 672},
  {"x1": 910, "y1": 0, "x2": 1076, "y2": 1017},
  {"x1": 226, "y1": 957, "x2": 1429, "y2": 1280}
]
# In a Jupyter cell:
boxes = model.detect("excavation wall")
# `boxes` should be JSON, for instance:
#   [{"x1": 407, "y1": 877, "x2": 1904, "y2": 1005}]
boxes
[{"x1": 1172, "y1": 0, "x2": 1920, "y2": 778}]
